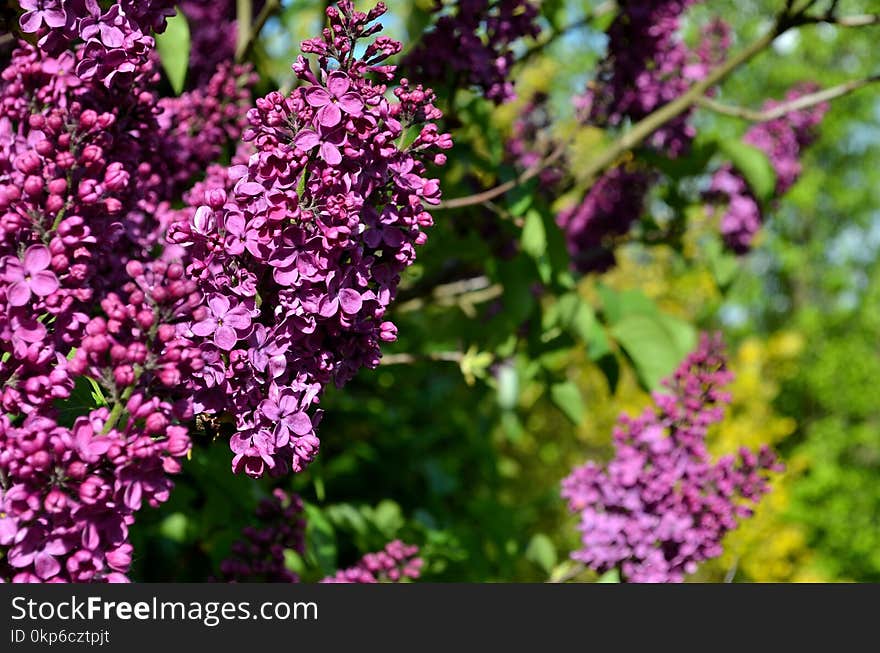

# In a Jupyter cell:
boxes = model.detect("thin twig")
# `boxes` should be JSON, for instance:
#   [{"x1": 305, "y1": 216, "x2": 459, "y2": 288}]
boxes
[
  {"x1": 235, "y1": 0, "x2": 252, "y2": 62},
  {"x1": 236, "y1": 0, "x2": 282, "y2": 63},
  {"x1": 697, "y1": 75, "x2": 880, "y2": 121},
  {"x1": 394, "y1": 275, "x2": 502, "y2": 314},
  {"x1": 797, "y1": 13, "x2": 879, "y2": 27},
  {"x1": 435, "y1": 143, "x2": 566, "y2": 210},
  {"x1": 380, "y1": 351, "x2": 464, "y2": 365},
  {"x1": 578, "y1": 23, "x2": 782, "y2": 182}
]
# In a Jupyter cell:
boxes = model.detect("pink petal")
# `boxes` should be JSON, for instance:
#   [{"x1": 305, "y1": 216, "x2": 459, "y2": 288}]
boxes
[
  {"x1": 208, "y1": 295, "x2": 230, "y2": 317},
  {"x1": 44, "y1": 9, "x2": 67, "y2": 28},
  {"x1": 7, "y1": 281, "x2": 31, "y2": 307},
  {"x1": 290, "y1": 412, "x2": 313, "y2": 436},
  {"x1": 192, "y1": 206, "x2": 215, "y2": 234},
  {"x1": 19, "y1": 11, "x2": 43, "y2": 33},
  {"x1": 30, "y1": 270, "x2": 59, "y2": 297},
  {"x1": 320, "y1": 142, "x2": 342, "y2": 165},
  {"x1": 190, "y1": 317, "x2": 218, "y2": 337},
  {"x1": 223, "y1": 311, "x2": 251, "y2": 330},
  {"x1": 274, "y1": 424, "x2": 290, "y2": 448},
  {"x1": 337, "y1": 93, "x2": 364, "y2": 116},
  {"x1": 214, "y1": 325, "x2": 238, "y2": 350},
  {"x1": 260, "y1": 399, "x2": 281, "y2": 421},
  {"x1": 305, "y1": 86, "x2": 331, "y2": 107},
  {"x1": 23, "y1": 244, "x2": 51, "y2": 272},
  {"x1": 316, "y1": 103, "x2": 341, "y2": 128},
  {"x1": 318, "y1": 296, "x2": 339, "y2": 318},
  {"x1": 338, "y1": 288, "x2": 363, "y2": 315},
  {"x1": 326, "y1": 71, "x2": 351, "y2": 97},
  {"x1": 224, "y1": 212, "x2": 246, "y2": 235},
  {"x1": 237, "y1": 181, "x2": 265, "y2": 196},
  {"x1": 294, "y1": 130, "x2": 320, "y2": 150}
]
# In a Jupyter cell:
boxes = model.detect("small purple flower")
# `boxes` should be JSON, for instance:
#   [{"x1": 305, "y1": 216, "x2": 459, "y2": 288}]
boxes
[
  {"x1": 260, "y1": 387, "x2": 313, "y2": 447},
  {"x1": 2, "y1": 245, "x2": 60, "y2": 307},
  {"x1": 191, "y1": 295, "x2": 252, "y2": 350},
  {"x1": 305, "y1": 72, "x2": 364, "y2": 128},
  {"x1": 18, "y1": 0, "x2": 68, "y2": 33}
]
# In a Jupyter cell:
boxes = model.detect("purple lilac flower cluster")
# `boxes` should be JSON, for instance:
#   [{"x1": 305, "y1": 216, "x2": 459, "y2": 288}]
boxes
[
  {"x1": 167, "y1": 2, "x2": 452, "y2": 479},
  {"x1": 321, "y1": 540, "x2": 423, "y2": 583},
  {"x1": 0, "y1": 0, "x2": 250, "y2": 580},
  {"x1": 0, "y1": 261, "x2": 197, "y2": 582},
  {"x1": 551, "y1": 6, "x2": 731, "y2": 273},
  {"x1": 405, "y1": 0, "x2": 541, "y2": 104},
  {"x1": 218, "y1": 489, "x2": 306, "y2": 583},
  {"x1": 555, "y1": 167, "x2": 653, "y2": 274},
  {"x1": 706, "y1": 85, "x2": 828, "y2": 252},
  {"x1": 579, "y1": 2, "x2": 728, "y2": 156},
  {"x1": 157, "y1": 63, "x2": 257, "y2": 197},
  {"x1": 561, "y1": 334, "x2": 781, "y2": 582},
  {"x1": 17, "y1": 0, "x2": 176, "y2": 87}
]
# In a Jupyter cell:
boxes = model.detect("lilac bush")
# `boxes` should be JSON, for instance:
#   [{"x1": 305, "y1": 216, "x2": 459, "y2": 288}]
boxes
[{"x1": 0, "y1": 0, "x2": 857, "y2": 584}]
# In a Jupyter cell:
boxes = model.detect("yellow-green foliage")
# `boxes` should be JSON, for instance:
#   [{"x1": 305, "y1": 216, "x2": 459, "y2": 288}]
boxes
[{"x1": 591, "y1": 246, "x2": 826, "y2": 582}]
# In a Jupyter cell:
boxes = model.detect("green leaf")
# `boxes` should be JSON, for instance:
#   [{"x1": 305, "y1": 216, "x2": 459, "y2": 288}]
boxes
[
  {"x1": 55, "y1": 374, "x2": 107, "y2": 427},
  {"x1": 304, "y1": 503, "x2": 337, "y2": 574},
  {"x1": 525, "y1": 534, "x2": 557, "y2": 574},
  {"x1": 371, "y1": 500, "x2": 404, "y2": 537},
  {"x1": 159, "y1": 513, "x2": 188, "y2": 543},
  {"x1": 521, "y1": 208, "x2": 547, "y2": 260},
  {"x1": 283, "y1": 549, "x2": 306, "y2": 576},
  {"x1": 496, "y1": 362, "x2": 519, "y2": 410},
  {"x1": 545, "y1": 293, "x2": 610, "y2": 359},
  {"x1": 597, "y1": 284, "x2": 658, "y2": 325},
  {"x1": 610, "y1": 313, "x2": 696, "y2": 390},
  {"x1": 155, "y1": 11, "x2": 190, "y2": 95},
  {"x1": 704, "y1": 235, "x2": 740, "y2": 289},
  {"x1": 506, "y1": 180, "x2": 537, "y2": 217},
  {"x1": 719, "y1": 139, "x2": 777, "y2": 202},
  {"x1": 597, "y1": 569, "x2": 621, "y2": 583},
  {"x1": 550, "y1": 380, "x2": 584, "y2": 424}
]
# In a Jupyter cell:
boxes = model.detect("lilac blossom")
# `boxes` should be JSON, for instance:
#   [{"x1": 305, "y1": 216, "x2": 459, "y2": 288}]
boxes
[
  {"x1": 561, "y1": 334, "x2": 781, "y2": 582},
  {"x1": 322, "y1": 540, "x2": 423, "y2": 583},
  {"x1": 404, "y1": 0, "x2": 541, "y2": 104},
  {"x1": 217, "y1": 490, "x2": 306, "y2": 583},
  {"x1": 705, "y1": 85, "x2": 829, "y2": 252},
  {"x1": 168, "y1": 1, "x2": 452, "y2": 478},
  {"x1": 1, "y1": 245, "x2": 60, "y2": 306}
]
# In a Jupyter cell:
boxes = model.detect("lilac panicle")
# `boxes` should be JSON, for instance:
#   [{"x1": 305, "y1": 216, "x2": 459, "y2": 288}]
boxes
[
  {"x1": 706, "y1": 84, "x2": 828, "y2": 252},
  {"x1": 321, "y1": 540, "x2": 422, "y2": 583},
  {"x1": 167, "y1": 2, "x2": 453, "y2": 478},
  {"x1": 561, "y1": 333, "x2": 781, "y2": 582},
  {"x1": 217, "y1": 490, "x2": 306, "y2": 583},
  {"x1": 404, "y1": 0, "x2": 541, "y2": 104}
]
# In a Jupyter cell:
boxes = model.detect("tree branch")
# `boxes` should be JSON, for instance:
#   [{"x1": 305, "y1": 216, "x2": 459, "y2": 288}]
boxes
[
  {"x1": 578, "y1": 23, "x2": 782, "y2": 182},
  {"x1": 697, "y1": 75, "x2": 880, "y2": 121},
  {"x1": 434, "y1": 143, "x2": 566, "y2": 210},
  {"x1": 235, "y1": 0, "x2": 282, "y2": 63},
  {"x1": 380, "y1": 351, "x2": 464, "y2": 365},
  {"x1": 796, "y1": 13, "x2": 879, "y2": 27},
  {"x1": 434, "y1": 7, "x2": 878, "y2": 210}
]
